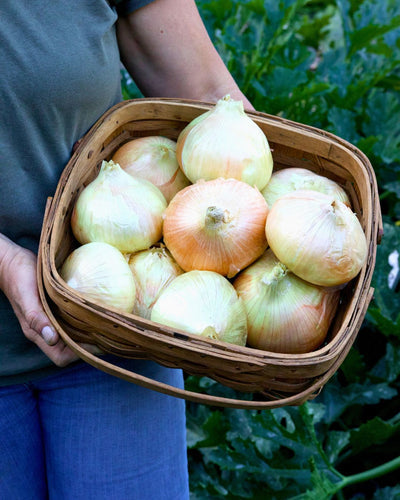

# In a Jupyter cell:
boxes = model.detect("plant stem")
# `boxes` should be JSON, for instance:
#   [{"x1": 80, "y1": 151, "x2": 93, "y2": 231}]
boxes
[{"x1": 338, "y1": 455, "x2": 400, "y2": 491}]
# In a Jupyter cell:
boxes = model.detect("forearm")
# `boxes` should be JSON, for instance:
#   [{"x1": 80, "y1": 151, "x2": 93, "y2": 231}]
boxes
[{"x1": 116, "y1": 0, "x2": 253, "y2": 109}]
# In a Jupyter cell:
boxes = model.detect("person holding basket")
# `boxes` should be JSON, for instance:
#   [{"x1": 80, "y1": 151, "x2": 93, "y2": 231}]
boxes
[{"x1": 0, "y1": 0, "x2": 252, "y2": 498}]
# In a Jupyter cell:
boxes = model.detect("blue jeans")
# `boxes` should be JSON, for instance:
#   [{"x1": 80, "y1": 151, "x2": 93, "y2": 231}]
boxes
[{"x1": 0, "y1": 359, "x2": 189, "y2": 500}]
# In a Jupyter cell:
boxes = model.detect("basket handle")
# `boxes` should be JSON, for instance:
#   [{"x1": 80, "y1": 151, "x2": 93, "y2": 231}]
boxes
[
  {"x1": 37, "y1": 198, "x2": 372, "y2": 409},
  {"x1": 47, "y1": 307, "x2": 366, "y2": 409},
  {"x1": 50, "y1": 313, "x2": 327, "y2": 409}
]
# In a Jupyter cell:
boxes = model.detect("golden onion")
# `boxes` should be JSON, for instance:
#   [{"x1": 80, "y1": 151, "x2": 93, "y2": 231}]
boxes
[
  {"x1": 265, "y1": 190, "x2": 368, "y2": 286},
  {"x1": 60, "y1": 242, "x2": 136, "y2": 313},
  {"x1": 261, "y1": 167, "x2": 351, "y2": 208},
  {"x1": 71, "y1": 160, "x2": 167, "y2": 253},
  {"x1": 127, "y1": 246, "x2": 183, "y2": 319},
  {"x1": 162, "y1": 178, "x2": 269, "y2": 278},
  {"x1": 233, "y1": 249, "x2": 340, "y2": 353}
]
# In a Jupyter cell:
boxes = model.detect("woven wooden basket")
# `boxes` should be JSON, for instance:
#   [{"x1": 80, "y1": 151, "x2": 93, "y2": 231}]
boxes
[{"x1": 37, "y1": 98, "x2": 382, "y2": 409}]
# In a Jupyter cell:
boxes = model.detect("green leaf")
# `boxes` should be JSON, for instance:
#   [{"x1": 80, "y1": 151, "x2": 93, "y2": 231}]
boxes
[
  {"x1": 339, "y1": 347, "x2": 367, "y2": 384},
  {"x1": 348, "y1": 16, "x2": 400, "y2": 58},
  {"x1": 361, "y1": 89, "x2": 400, "y2": 165},
  {"x1": 372, "y1": 485, "x2": 400, "y2": 499},
  {"x1": 290, "y1": 456, "x2": 338, "y2": 500},
  {"x1": 350, "y1": 416, "x2": 400, "y2": 454},
  {"x1": 318, "y1": 381, "x2": 397, "y2": 423},
  {"x1": 370, "y1": 343, "x2": 400, "y2": 383},
  {"x1": 186, "y1": 409, "x2": 228, "y2": 448},
  {"x1": 298, "y1": 5, "x2": 338, "y2": 50},
  {"x1": 327, "y1": 106, "x2": 360, "y2": 143},
  {"x1": 324, "y1": 430, "x2": 351, "y2": 463},
  {"x1": 383, "y1": 180, "x2": 400, "y2": 198}
]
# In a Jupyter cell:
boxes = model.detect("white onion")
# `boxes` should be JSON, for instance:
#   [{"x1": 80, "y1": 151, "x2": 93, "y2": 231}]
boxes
[
  {"x1": 71, "y1": 160, "x2": 167, "y2": 253},
  {"x1": 261, "y1": 167, "x2": 351, "y2": 208},
  {"x1": 233, "y1": 249, "x2": 340, "y2": 353},
  {"x1": 60, "y1": 242, "x2": 136, "y2": 313},
  {"x1": 151, "y1": 270, "x2": 248, "y2": 346},
  {"x1": 127, "y1": 246, "x2": 184, "y2": 319},
  {"x1": 265, "y1": 190, "x2": 368, "y2": 286},
  {"x1": 112, "y1": 136, "x2": 191, "y2": 203},
  {"x1": 176, "y1": 95, "x2": 273, "y2": 190}
]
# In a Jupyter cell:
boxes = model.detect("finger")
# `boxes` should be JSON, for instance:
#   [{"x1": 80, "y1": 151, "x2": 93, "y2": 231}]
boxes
[
  {"x1": 22, "y1": 310, "x2": 79, "y2": 366},
  {"x1": 41, "y1": 325, "x2": 59, "y2": 346},
  {"x1": 34, "y1": 334, "x2": 81, "y2": 367},
  {"x1": 24, "y1": 309, "x2": 60, "y2": 346}
]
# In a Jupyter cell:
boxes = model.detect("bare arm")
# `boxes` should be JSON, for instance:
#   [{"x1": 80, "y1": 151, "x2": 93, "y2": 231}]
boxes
[{"x1": 116, "y1": 0, "x2": 254, "y2": 109}]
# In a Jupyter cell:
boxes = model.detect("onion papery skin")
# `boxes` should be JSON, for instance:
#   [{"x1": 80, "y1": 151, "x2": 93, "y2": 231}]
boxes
[
  {"x1": 128, "y1": 246, "x2": 184, "y2": 319},
  {"x1": 60, "y1": 242, "x2": 136, "y2": 313},
  {"x1": 71, "y1": 160, "x2": 167, "y2": 253},
  {"x1": 233, "y1": 249, "x2": 340, "y2": 353},
  {"x1": 151, "y1": 270, "x2": 248, "y2": 346},
  {"x1": 261, "y1": 167, "x2": 351, "y2": 208},
  {"x1": 112, "y1": 136, "x2": 191, "y2": 203},
  {"x1": 176, "y1": 95, "x2": 273, "y2": 191},
  {"x1": 265, "y1": 190, "x2": 368, "y2": 286},
  {"x1": 163, "y1": 178, "x2": 269, "y2": 278}
]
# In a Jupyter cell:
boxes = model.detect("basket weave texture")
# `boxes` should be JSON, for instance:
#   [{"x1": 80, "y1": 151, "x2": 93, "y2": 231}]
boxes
[{"x1": 38, "y1": 98, "x2": 382, "y2": 409}]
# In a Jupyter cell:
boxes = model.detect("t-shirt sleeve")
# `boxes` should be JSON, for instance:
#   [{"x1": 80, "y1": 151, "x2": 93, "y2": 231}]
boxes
[{"x1": 113, "y1": 0, "x2": 156, "y2": 16}]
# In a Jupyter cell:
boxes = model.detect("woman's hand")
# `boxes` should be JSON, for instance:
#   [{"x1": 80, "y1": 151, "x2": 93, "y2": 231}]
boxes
[{"x1": 0, "y1": 235, "x2": 79, "y2": 366}]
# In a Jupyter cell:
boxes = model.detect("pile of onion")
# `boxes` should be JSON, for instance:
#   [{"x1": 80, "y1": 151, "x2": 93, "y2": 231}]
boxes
[{"x1": 61, "y1": 97, "x2": 369, "y2": 354}]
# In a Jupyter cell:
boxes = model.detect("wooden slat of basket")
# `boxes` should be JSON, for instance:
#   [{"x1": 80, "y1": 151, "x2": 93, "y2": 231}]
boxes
[{"x1": 37, "y1": 250, "x2": 365, "y2": 409}]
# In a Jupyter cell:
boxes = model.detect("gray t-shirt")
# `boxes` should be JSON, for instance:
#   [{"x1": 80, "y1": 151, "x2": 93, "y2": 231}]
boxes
[{"x1": 0, "y1": 0, "x2": 153, "y2": 385}]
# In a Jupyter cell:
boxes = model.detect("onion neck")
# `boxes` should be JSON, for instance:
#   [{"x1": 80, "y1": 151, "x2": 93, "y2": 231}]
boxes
[
  {"x1": 99, "y1": 159, "x2": 123, "y2": 182},
  {"x1": 331, "y1": 200, "x2": 347, "y2": 226},
  {"x1": 101, "y1": 159, "x2": 119, "y2": 172},
  {"x1": 216, "y1": 94, "x2": 245, "y2": 115},
  {"x1": 261, "y1": 263, "x2": 288, "y2": 286},
  {"x1": 160, "y1": 145, "x2": 172, "y2": 159},
  {"x1": 205, "y1": 206, "x2": 231, "y2": 232}
]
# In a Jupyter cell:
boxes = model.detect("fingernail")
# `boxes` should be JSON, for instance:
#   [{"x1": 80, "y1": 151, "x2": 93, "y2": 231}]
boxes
[{"x1": 41, "y1": 326, "x2": 57, "y2": 345}]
